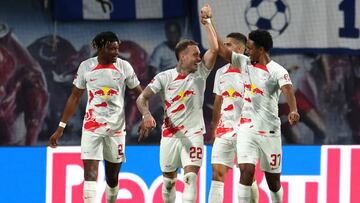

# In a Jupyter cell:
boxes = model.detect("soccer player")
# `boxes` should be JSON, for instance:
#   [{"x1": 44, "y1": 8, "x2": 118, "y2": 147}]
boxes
[
  {"x1": 136, "y1": 11, "x2": 218, "y2": 203},
  {"x1": 48, "y1": 31, "x2": 144, "y2": 203},
  {"x1": 209, "y1": 32, "x2": 259, "y2": 203},
  {"x1": 201, "y1": 5, "x2": 300, "y2": 202}
]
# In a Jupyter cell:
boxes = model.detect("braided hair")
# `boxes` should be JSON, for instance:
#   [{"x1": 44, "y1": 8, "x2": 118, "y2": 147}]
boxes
[{"x1": 91, "y1": 31, "x2": 120, "y2": 50}]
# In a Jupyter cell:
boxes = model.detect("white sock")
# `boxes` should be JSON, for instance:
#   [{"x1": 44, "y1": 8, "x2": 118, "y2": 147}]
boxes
[
  {"x1": 83, "y1": 181, "x2": 97, "y2": 203},
  {"x1": 106, "y1": 184, "x2": 119, "y2": 203},
  {"x1": 182, "y1": 172, "x2": 197, "y2": 203},
  {"x1": 238, "y1": 183, "x2": 251, "y2": 203},
  {"x1": 208, "y1": 180, "x2": 224, "y2": 203},
  {"x1": 270, "y1": 186, "x2": 283, "y2": 203},
  {"x1": 162, "y1": 177, "x2": 176, "y2": 203},
  {"x1": 250, "y1": 181, "x2": 259, "y2": 203}
]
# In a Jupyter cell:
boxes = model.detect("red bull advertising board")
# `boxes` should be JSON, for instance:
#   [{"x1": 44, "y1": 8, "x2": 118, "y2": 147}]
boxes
[{"x1": 0, "y1": 146, "x2": 360, "y2": 202}]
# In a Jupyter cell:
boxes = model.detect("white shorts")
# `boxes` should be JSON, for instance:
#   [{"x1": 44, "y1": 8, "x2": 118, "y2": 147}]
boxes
[
  {"x1": 211, "y1": 136, "x2": 237, "y2": 168},
  {"x1": 236, "y1": 125, "x2": 282, "y2": 173},
  {"x1": 81, "y1": 131, "x2": 126, "y2": 163},
  {"x1": 160, "y1": 135, "x2": 204, "y2": 172}
]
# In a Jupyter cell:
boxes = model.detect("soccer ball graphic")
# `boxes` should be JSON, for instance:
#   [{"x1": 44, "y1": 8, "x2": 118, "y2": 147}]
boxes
[{"x1": 245, "y1": 0, "x2": 290, "y2": 37}]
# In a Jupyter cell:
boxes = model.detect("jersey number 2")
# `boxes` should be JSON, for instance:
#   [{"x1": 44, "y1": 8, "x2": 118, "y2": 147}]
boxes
[{"x1": 118, "y1": 144, "x2": 124, "y2": 156}]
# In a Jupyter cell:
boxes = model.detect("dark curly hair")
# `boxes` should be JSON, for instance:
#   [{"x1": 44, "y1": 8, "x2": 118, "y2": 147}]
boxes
[
  {"x1": 91, "y1": 31, "x2": 120, "y2": 50},
  {"x1": 248, "y1": 29, "x2": 273, "y2": 52}
]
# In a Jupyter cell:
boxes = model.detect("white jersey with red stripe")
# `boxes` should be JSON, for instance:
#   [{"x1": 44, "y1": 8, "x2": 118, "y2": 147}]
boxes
[
  {"x1": 73, "y1": 57, "x2": 140, "y2": 136},
  {"x1": 213, "y1": 64, "x2": 248, "y2": 140},
  {"x1": 147, "y1": 61, "x2": 211, "y2": 138},
  {"x1": 231, "y1": 53, "x2": 292, "y2": 135}
]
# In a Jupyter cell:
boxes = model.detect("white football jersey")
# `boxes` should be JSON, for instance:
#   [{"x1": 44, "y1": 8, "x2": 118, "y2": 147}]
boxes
[
  {"x1": 213, "y1": 64, "x2": 248, "y2": 140},
  {"x1": 148, "y1": 61, "x2": 211, "y2": 138},
  {"x1": 231, "y1": 53, "x2": 292, "y2": 135},
  {"x1": 73, "y1": 57, "x2": 140, "y2": 136}
]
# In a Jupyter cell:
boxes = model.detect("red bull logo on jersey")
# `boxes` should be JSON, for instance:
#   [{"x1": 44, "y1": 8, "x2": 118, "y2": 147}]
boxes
[
  {"x1": 244, "y1": 83, "x2": 264, "y2": 96},
  {"x1": 94, "y1": 87, "x2": 118, "y2": 99},
  {"x1": 171, "y1": 90, "x2": 195, "y2": 103},
  {"x1": 222, "y1": 88, "x2": 242, "y2": 99}
]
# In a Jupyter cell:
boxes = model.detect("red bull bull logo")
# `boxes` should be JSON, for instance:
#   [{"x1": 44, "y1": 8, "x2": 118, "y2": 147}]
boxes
[
  {"x1": 222, "y1": 88, "x2": 242, "y2": 98},
  {"x1": 171, "y1": 90, "x2": 195, "y2": 102},
  {"x1": 244, "y1": 83, "x2": 264, "y2": 96},
  {"x1": 94, "y1": 87, "x2": 118, "y2": 99},
  {"x1": 244, "y1": 83, "x2": 252, "y2": 90},
  {"x1": 253, "y1": 88, "x2": 264, "y2": 95}
]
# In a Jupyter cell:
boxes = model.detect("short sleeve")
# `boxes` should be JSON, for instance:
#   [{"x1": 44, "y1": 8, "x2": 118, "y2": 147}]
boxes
[
  {"x1": 147, "y1": 73, "x2": 164, "y2": 94},
  {"x1": 213, "y1": 69, "x2": 221, "y2": 95},
  {"x1": 124, "y1": 61, "x2": 140, "y2": 89},
  {"x1": 73, "y1": 61, "x2": 86, "y2": 89},
  {"x1": 196, "y1": 61, "x2": 212, "y2": 79},
  {"x1": 275, "y1": 66, "x2": 292, "y2": 88}
]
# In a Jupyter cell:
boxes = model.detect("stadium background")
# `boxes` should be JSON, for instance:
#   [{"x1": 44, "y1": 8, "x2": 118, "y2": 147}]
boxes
[{"x1": 0, "y1": 0, "x2": 359, "y2": 202}]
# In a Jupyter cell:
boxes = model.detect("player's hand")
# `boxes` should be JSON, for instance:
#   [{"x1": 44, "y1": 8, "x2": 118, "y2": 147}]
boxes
[
  {"x1": 200, "y1": 4, "x2": 212, "y2": 19},
  {"x1": 143, "y1": 113, "x2": 156, "y2": 129},
  {"x1": 137, "y1": 120, "x2": 150, "y2": 143},
  {"x1": 48, "y1": 128, "x2": 64, "y2": 148},
  {"x1": 288, "y1": 111, "x2": 300, "y2": 125}
]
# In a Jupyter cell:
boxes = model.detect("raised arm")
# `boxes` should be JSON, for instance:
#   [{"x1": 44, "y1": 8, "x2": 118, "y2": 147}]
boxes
[
  {"x1": 200, "y1": 5, "x2": 219, "y2": 70},
  {"x1": 201, "y1": 4, "x2": 232, "y2": 63},
  {"x1": 281, "y1": 84, "x2": 300, "y2": 125},
  {"x1": 49, "y1": 86, "x2": 85, "y2": 147},
  {"x1": 217, "y1": 31, "x2": 232, "y2": 63}
]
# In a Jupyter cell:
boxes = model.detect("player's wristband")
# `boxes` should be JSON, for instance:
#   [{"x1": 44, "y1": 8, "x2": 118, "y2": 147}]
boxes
[
  {"x1": 142, "y1": 113, "x2": 150, "y2": 119},
  {"x1": 59, "y1": 122, "x2": 67, "y2": 128}
]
